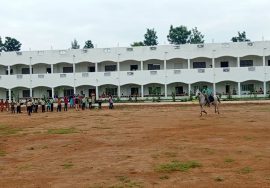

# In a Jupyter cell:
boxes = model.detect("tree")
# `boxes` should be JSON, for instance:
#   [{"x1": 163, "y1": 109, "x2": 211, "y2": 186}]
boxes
[
  {"x1": 3, "y1": 37, "x2": 22, "y2": 52},
  {"x1": 188, "y1": 27, "x2": 204, "y2": 44},
  {"x1": 71, "y1": 39, "x2": 80, "y2": 49},
  {"x1": 84, "y1": 40, "x2": 94, "y2": 49},
  {"x1": 0, "y1": 37, "x2": 3, "y2": 52},
  {"x1": 144, "y1": 28, "x2": 158, "y2": 46},
  {"x1": 131, "y1": 41, "x2": 145, "y2": 47},
  {"x1": 167, "y1": 25, "x2": 191, "y2": 45},
  {"x1": 231, "y1": 31, "x2": 250, "y2": 42}
]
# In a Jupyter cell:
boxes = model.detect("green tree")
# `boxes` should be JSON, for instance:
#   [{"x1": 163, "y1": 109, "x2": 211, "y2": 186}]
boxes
[
  {"x1": 231, "y1": 31, "x2": 250, "y2": 42},
  {"x1": 71, "y1": 39, "x2": 80, "y2": 49},
  {"x1": 167, "y1": 25, "x2": 191, "y2": 45},
  {"x1": 144, "y1": 28, "x2": 158, "y2": 46},
  {"x1": 0, "y1": 36, "x2": 3, "y2": 52},
  {"x1": 188, "y1": 27, "x2": 204, "y2": 44},
  {"x1": 131, "y1": 41, "x2": 145, "y2": 47},
  {"x1": 84, "y1": 40, "x2": 94, "y2": 49},
  {"x1": 3, "y1": 37, "x2": 22, "y2": 51}
]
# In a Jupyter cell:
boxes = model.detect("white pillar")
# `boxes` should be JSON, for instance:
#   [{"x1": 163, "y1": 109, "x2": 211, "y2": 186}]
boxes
[
  {"x1": 51, "y1": 64, "x2": 54, "y2": 73},
  {"x1": 212, "y1": 58, "x2": 215, "y2": 68},
  {"x1": 52, "y1": 87, "x2": 54, "y2": 98},
  {"x1": 117, "y1": 62, "x2": 120, "y2": 71},
  {"x1": 95, "y1": 63, "x2": 98, "y2": 72},
  {"x1": 141, "y1": 85, "x2": 144, "y2": 99},
  {"x1": 96, "y1": 86, "x2": 99, "y2": 99},
  {"x1": 165, "y1": 84, "x2": 167, "y2": 98},
  {"x1": 263, "y1": 81, "x2": 267, "y2": 97},
  {"x1": 141, "y1": 61, "x2": 143, "y2": 71},
  {"x1": 8, "y1": 66, "x2": 10, "y2": 75},
  {"x1": 263, "y1": 56, "x2": 266, "y2": 66},
  {"x1": 73, "y1": 87, "x2": 76, "y2": 95},
  {"x1": 188, "y1": 84, "x2": 191, "y2": 97},
  {"x1": 237, "y1": 57, "x2": 240, "y2": 67},
  {"x1": 188, "y1": 59, "x2": 190, "y2": 69},
  {"x1": 8, "y1": 89, "x2": 11, "y2": 101},
  {"x1": 164, "y1": 60, "x2": 167, "y2": 70},
  {"x1": 118, "y1": 85, "x2": 121, "y2": 98},
  {"x1": 238, "y1": 82, "x2": 241, "y2": 97},
  {"x1": 73, "y1": 63, "x2": 76, "y2": 73},
  {"x1": 213, "y1": 83, "x2": 216, "y2": 95},
  {"x1": 29, "y1": 57, "x2": 32, "y2": 98}
]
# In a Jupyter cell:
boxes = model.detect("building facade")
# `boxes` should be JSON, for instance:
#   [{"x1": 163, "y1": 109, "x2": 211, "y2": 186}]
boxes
[{"x1": 0, "y1": 41, "x2": 270, "y2": 100}]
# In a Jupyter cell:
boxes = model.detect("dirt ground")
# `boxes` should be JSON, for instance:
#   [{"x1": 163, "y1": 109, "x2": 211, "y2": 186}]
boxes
[{"x1": 0, "y1": 104, "x2": 270, "y2": 188}]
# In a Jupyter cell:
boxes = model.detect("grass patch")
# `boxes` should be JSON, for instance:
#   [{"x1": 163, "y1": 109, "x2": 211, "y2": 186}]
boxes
[
  {"x1": 0, "y1": 150, "x2": 7, "y2": 157},
  {"x1": 239, "y1": 166, "x2": 253, "y2": 174},
  {"x1": 224, "y1": 158, "x2": 234, "y2": 163},
  {"x1": 61, "y1": 162, "x2": 73, "y2": 169},
  {"x1": 47, "y1": 128, "x2": 77, "y2": 134},
  {"x1": 112, "y1": 176, "x2": 143, "y2": 188},
  {"x1": 214, "y1": 176, "x2": 224, "y2": 182},
  {"x1": 0, "y1": 125, "x2": 22, "y2": 136},
  {"x1": 156, "y1": 160, "x2": 201, "y2": 173}
]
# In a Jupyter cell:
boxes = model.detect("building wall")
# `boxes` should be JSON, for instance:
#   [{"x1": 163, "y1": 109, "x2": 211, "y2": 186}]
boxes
[{"x1": 120, "y1": 60, "x2": 141, "y2": 71}]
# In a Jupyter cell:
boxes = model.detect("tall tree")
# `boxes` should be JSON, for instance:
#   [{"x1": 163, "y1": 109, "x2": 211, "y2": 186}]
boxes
[
  {"x1": 0, "y1": 36, "x2": 3, "y2": 52},
  {"x1": 131, "y1": 41, "x2": 145, "y2": 47},
  {"x1": 188, "y1": 27, "x2": 204, "y2": 44},
  {"x1": 84, "y1": 40, "x2": 94, "y2": 49},
  {"x1": 167, "y1": 25, "x2": 191, "y2": 45},
  {"x1": 231, "y1": 31, "x2": 250, "y2": 42},
  {"x1": 144, "y1": 28, "x2": 158, "y2": 46},
  {"x1": 3, "y1": 37, "x2": 22, "y2": 52},
  {"x1": 71, "y1": 39, "x2": 80, "y2": 49}
]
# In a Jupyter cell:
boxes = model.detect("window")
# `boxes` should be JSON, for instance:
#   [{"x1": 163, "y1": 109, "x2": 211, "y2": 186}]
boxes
[
  {"x1": 241, "y1": 84, "x2": 254, "y2": 92},
  {"x1": 268, "y1": 60, "x2": 270, "y2": 66},
  {"x1": 175, "y1": 86, "x2": 184, "y2": 95},
  {"x1": 23, "y1": 90, "x2": 30, "y2": 98},
  {"x1": 6, "y1": 91, "x2": 13, "y2": 99},
  {"x1": 148, "y1": 64, "x2": 160, "y2": 70},
  {"x1": 240, "y1": 60, "x2": 253, "y2": 67},
  {"x1": 130, "y1": 65, "x2": 138, "y2": 71},
  {"x1": 174, "y1": 63, "x2": 182, "y2": 69},
  {"x1": 88, "y1": 66, "x2": 95, "y2": 72},
  {"x1": 105, "y1": 88, "x2": 117, "y2": 96},
  {"x1": 6, "y1": 69, "x2": 13, "y2": 75},
  {"x1": 63, "y1": 67, "x2": 73, "y2": 73},
  {"x1": 131, "y1": 88, "x2": 139, "y2": 95},
  {"x1": 64, "y1": 89, "x2": 74, "y2": 97},
  {"x1": 148, "y1": 87, "x2": 161, "y2": 95},
  {"x1": 193, "y1": 62, "x2": 206, "y2": 68},
  {"x1": 22, "y1": 68, "x2": 33, "y2": 74},
  {"x1": 105, "y1": 65, "x2": 117, "y2": 72},
  {"x1": 220, "y1": 61, "x2": 229, "y2": 67},
  {"x1": 46, "y1": 68, "x2": 51, "y2": 73}
]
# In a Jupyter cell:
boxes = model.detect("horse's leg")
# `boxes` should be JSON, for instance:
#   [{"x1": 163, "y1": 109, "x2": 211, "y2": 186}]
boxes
[{"x1": 201, "y1": 104, "x2": 207, "y2": 115}]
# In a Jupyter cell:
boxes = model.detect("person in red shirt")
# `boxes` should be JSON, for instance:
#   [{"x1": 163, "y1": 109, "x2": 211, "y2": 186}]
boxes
[
  {"x1": 0, "y1": 99, "x2": 4, "y2": 112},
  {"x1": 64, "y1": 96, "x2": 68, "y2": 111}
]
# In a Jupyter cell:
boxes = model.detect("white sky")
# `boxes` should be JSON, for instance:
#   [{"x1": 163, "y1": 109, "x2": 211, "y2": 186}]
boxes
[{"x1": 1, "y1": 0, "x2": 269, "y2": 50}]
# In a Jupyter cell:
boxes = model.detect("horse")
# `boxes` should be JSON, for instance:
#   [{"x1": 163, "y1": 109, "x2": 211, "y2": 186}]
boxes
[{"x1": 195, "y1": 89, "x2": 221, "y2": 116}]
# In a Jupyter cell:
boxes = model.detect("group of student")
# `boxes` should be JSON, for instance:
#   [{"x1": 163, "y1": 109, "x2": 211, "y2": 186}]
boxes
[{"x1": 0, "y1": 93, "x2": 114, "y2": 116}]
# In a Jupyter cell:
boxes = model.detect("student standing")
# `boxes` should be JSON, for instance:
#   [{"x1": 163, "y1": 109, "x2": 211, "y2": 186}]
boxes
[
  {"x1": 57, "y1": 98, "x2": 62, "y2": 112},
  {"x1": 26, "y1": 99, "x2": 32, "y2": 116},
  {"x1": 64, "y1": 96, "x2": 68, "y2": 111}
]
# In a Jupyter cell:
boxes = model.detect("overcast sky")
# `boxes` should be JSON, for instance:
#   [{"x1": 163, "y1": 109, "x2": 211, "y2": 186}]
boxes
[{"x1": 1, "y1": 0, "x2": 269, "y2": 51}]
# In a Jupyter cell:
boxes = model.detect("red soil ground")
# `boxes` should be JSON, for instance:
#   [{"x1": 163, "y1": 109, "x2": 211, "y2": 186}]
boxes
[{"x1": 0, "y1": 104, "x2": 270, "y2": 188}]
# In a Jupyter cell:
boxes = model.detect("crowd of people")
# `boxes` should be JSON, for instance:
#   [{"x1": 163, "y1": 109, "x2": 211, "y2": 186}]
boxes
[{"x1": 0, "y1": 94, "x2": 115, "y2": 116}]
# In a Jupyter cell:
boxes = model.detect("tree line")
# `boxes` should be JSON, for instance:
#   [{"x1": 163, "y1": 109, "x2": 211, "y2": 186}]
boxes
[{"x1": 0, "y1": 27, "x2": 251, "y2": 52}]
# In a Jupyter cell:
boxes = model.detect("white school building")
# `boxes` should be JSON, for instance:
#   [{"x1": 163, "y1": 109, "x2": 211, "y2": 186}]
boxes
[{"x1": 0, "y1": 41, "x2": 270, "y2": 100}]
